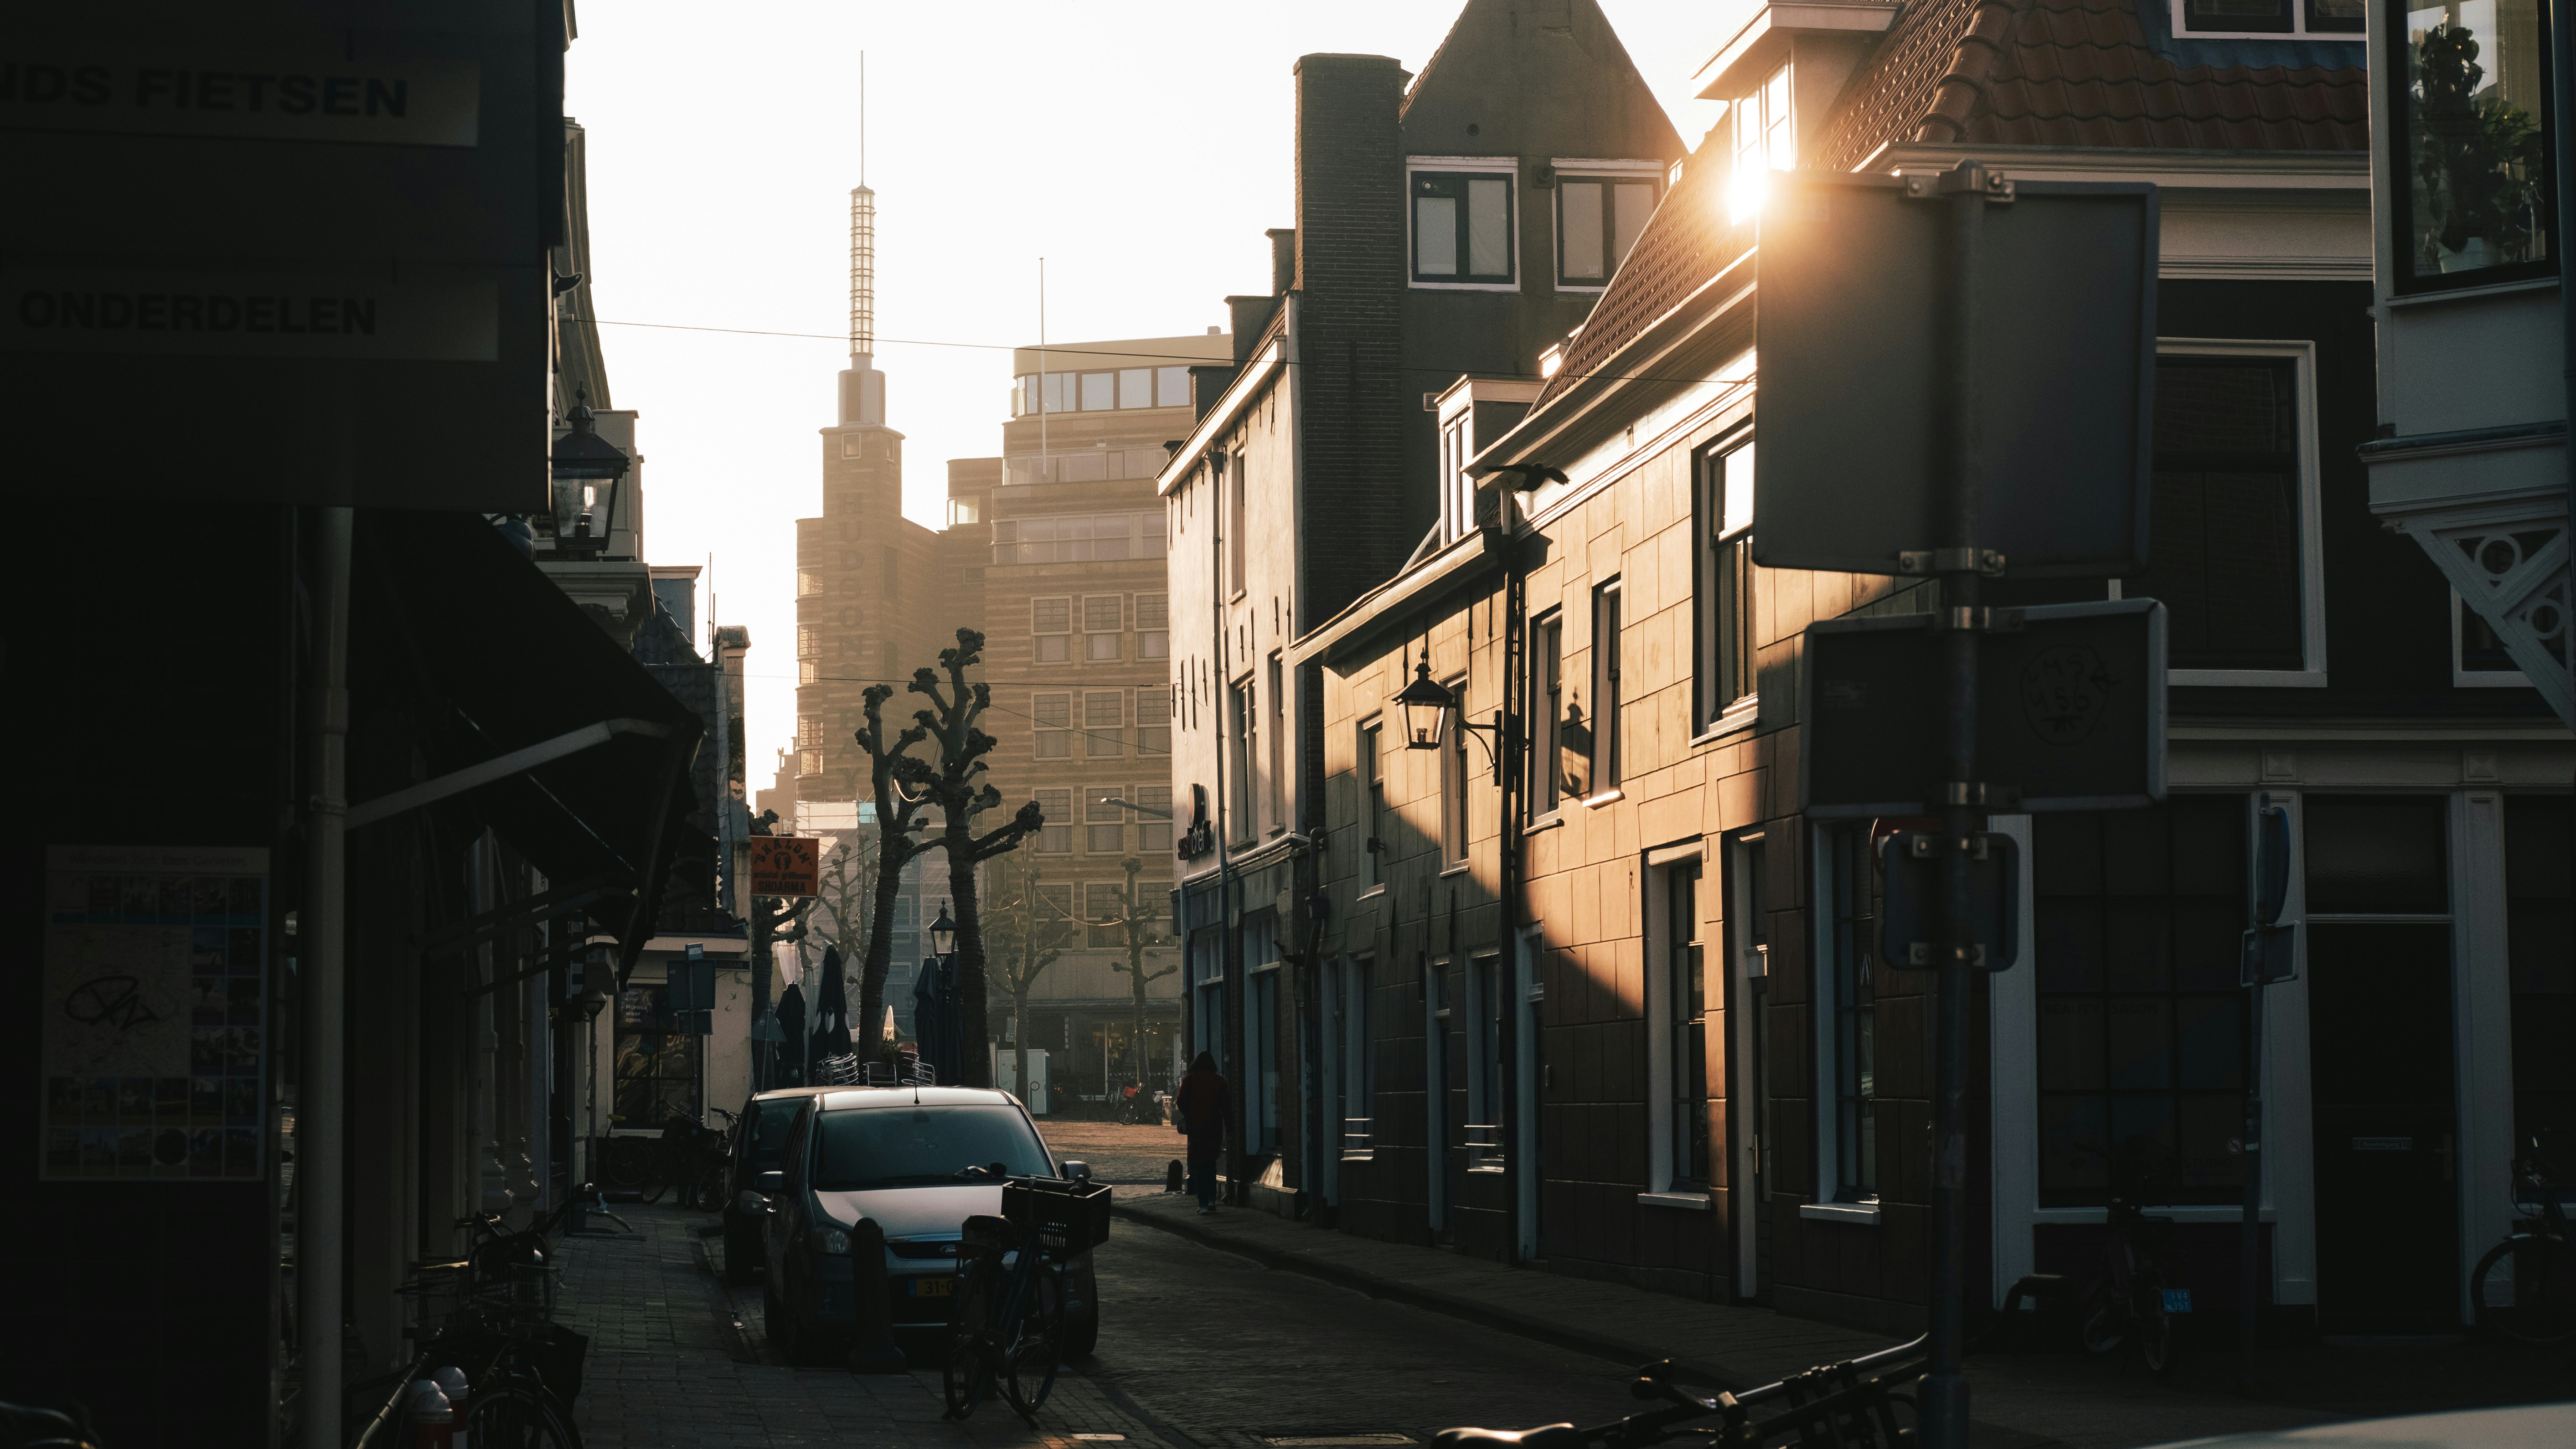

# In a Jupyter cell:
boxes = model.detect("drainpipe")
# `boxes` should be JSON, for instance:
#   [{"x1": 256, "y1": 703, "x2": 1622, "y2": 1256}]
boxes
[
  {"x1": 2556, "y1": 0, "x2": 2576, "y2": 692},
  {"x1": 296, "y1": 506, "x2": 351, "y2": 1449},
  {"x1": 1209, "y1": 449, "x2": 1244, "y2": 1205},
  {"x1": 1494, "y1": 507, "x2": 1527, "y2": 1261}
]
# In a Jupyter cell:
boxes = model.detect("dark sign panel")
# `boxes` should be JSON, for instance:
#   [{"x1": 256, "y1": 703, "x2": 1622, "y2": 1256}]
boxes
[
  {"x1": 1802, "y1": 599, "x2": 2168, "y2": 817},
  {"x1": 0, "y1": 5, "x2": 557, "y2": 510},
  {"x1": 1752, "y1": 172, "x2": 2158, "y2": 578}
]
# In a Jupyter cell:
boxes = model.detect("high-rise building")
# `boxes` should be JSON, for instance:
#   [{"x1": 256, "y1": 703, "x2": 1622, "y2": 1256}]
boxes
[
  {"x1": 944, "y1": 329, "x2": 1233, "y2": 1095},
  {"x1": 794, "y1": 184, "x2": 944, "y2": 800}
]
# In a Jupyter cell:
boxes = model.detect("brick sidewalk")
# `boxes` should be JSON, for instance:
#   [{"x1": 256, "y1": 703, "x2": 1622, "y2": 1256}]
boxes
[
  {"x1": 1108, "y1": 1193, "x2": 2372, "y2": 1449},
  {"x1": 552, "y1": 1203, "x2": 1182, "y2": 1449}
]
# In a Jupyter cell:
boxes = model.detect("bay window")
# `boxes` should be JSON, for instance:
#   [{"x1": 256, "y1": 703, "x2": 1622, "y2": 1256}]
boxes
[{"x1": 2391, "y1": 0, "x2": 2554, "y2": 288}]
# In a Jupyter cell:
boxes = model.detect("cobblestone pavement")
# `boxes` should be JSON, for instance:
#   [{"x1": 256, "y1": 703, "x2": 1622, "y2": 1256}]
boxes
[
  {"x1": 555, "y1": 1203, "x2": 1177, "y2": 1449},
  {"x1": 552, "y1": 1194, "x2": 2575, "y2": 1449}
]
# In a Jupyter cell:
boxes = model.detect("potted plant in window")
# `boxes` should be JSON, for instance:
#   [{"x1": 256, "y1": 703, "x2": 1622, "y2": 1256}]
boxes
[{"x1": 2412, "y1": 21, "x2": 2545, "y2": 273}]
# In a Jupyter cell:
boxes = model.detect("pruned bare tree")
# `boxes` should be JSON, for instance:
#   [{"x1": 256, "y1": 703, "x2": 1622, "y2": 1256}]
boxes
[
  {"x1": 852, "y1": 682, "x2": 937, "y2": 1064},
  {"x1": 893, "y1": 629, "x2": 1045, "y2": 1088},
  {"x1": 1104, "y1": 855, "x2": 1180, "y2": 1091}
]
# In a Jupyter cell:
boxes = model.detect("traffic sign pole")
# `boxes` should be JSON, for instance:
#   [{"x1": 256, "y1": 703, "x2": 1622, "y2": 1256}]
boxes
[{"x1": 1920, "y1": 160, "x2": 2006, "y2": 1449}]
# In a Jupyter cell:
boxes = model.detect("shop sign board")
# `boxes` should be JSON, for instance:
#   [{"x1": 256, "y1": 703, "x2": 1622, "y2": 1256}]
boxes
[{"x1": 1, "y1": 4, "x2": 558, "y2": 510}]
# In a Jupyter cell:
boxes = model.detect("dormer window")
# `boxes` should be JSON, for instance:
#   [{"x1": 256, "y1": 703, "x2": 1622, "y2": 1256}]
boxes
[
  {"x1": 2174, "y1": 0, "x2": 2361, "y2": 36},
  {"x1": 1729, "y1": 65, "x2": 1795, "y2": 222},
  {"x1": 1410, "y1": 164, "x2": 1517, "y2": 288}
]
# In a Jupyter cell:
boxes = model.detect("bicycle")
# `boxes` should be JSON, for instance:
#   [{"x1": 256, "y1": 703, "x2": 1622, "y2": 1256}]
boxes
[
  {"x1": 2077, "y1": 1192, "x2": 2177, "y2": 1378},
  {"x1": 348, "y1": 1200, "x2": 594, "y2": 1449},
  {"x1": 1435, "y1": 1337, "x2": 1926, "y2": 1449},
  {"x1": 942, "y1": 1175, "x2": 1112, "y2": 1425},
  {"x1": 599, "y1": 1104, "x2": 727, "y2": 1207},
  {"x1": 2471, "y1": 1129, "x2": 2576, "y2": 1346}
]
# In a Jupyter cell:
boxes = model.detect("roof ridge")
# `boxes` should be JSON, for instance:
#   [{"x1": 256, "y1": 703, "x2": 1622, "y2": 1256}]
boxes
[{"x1": 1919, "y1": 0, "x2": 2031, "y2": 142}]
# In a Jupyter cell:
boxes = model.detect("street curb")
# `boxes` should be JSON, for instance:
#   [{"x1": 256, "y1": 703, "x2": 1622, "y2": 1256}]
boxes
[
  {"x1": 1110, "y1": 1200, "x2": 2065, "y2": 1449},
  {"x1": 1110, "y1": 1199, "x2": 1745, "y2": 1387}
]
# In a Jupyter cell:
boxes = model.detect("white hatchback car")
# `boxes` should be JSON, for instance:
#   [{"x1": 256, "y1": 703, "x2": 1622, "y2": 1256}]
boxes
[{"x1": 759, "y1": 1086, "x2": 1099, "y2": 1364}]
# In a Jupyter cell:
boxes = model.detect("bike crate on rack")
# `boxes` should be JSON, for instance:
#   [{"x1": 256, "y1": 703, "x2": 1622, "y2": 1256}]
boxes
[{"x1": 1001, "y1": 1176, "x2": 1111, "y2": 1253}]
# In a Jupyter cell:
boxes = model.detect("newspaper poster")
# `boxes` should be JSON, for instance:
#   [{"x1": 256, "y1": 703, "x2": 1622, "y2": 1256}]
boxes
[{"x1": 41, "y1": 845, "x2": 269, "y2": 1181}]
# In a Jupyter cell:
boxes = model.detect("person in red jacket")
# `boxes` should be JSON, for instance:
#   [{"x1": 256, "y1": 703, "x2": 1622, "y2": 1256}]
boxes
[{"x1": 1172, "y1": 1052, "x2": 1230, "y2": 1214}]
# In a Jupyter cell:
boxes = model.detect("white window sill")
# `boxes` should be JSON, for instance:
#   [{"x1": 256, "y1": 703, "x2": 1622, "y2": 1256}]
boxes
[
  {"x1": 1410, "y1": 280, "x2": 1521, "y2": 293},
  {"x1": 1692, "y1": 698, "x2": 1759, "y2": 747},
  {"x1": 1468, "y1": 1164, "x2": 1507, "y2": 1176},
  {"x1": 1636, "y1": 1191, "x2": 1712, "y2": 1212},
  {"x1": 2383, "y1": 274, "x2": 2560, "y2": 309},
  {"x1": 1357, "y1": 884, "x2": 1387, "y2": 901},
  {"x1": 1800, "y1": 1201, "x2": 1883, "y2": 1226},
  {"x1": 1439, "y1": 861, "x2": 1472, "y2": 878},
  {"x1": 1583, "y1": 789, "x2": 1625, "y2": 810},
  {"x1": 1524, "y1": 813, "x2": 1565, "y2": 835},
  {"x1": 1340, "y1": 1151, "x2": 1375, "y2": 1163}
]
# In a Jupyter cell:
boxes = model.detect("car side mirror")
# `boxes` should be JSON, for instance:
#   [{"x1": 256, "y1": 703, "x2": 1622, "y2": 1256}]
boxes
[{"x1": 1062, "y1": 1160, "x2": 1091, "y2": 1183}]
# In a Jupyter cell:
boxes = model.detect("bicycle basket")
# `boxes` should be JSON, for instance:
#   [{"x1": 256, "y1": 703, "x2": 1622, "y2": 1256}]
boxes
[{"x1": 1001, "y1": 1176, "x2": 1111, "y2": 1254}]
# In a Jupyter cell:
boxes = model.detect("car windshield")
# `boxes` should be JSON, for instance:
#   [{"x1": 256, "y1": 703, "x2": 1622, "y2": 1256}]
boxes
[
  {"x1": 810, "y1": 1104, "x2": 1053, "y2": 1191},
  {"x1": 750, "y1": 1101, "x2": 802, "y2": 1169}
]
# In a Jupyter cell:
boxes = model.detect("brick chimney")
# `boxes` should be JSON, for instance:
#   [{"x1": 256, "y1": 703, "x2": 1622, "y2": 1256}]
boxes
[{"x1": 1291, "y1": 53, "x2": 1408, "y2": 631}]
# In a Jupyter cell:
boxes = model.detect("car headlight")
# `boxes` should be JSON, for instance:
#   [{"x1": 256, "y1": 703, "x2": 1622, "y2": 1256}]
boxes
[{"x1": 812, "y1": 1224, "x2": 851, "y2": 1254}]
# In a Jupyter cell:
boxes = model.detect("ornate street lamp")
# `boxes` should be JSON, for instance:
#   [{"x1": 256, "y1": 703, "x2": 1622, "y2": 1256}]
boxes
[
  {"x1": 549, "y1": 404, "x2": 630, "y2": 557},
  {"x1": 928, "y1": 903, "x2": 959, "y2": 958},
  {"x1": 1394, "y1": 651, "x2": 1457, "y2": 750}
]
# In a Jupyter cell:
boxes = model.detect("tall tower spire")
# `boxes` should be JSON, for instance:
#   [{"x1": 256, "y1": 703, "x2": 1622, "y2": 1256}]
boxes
[
  {"x1": 838, "y1": 52, "x2": 886, "y2": 427},
  {"x1": 849, "y1": 184, "x2": 876, "y2": 362}
]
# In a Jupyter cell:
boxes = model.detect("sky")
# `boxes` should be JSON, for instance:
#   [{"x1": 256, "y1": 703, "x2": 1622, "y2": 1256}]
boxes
[{"x1": 564, "y1": 0, "x2": 1733, "y2": 783}]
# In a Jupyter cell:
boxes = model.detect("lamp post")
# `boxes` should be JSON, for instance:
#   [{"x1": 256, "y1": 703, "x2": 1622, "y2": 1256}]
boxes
[
  {"x1": 1394, "y1": 648, "x2": 1508, "y2": 782},
  {"x1": 548, "y1": 405, "x2": 631, "y2": 557},
  {"x1": 928, "y1": 904, "x2": 961, "y2": 1085}
]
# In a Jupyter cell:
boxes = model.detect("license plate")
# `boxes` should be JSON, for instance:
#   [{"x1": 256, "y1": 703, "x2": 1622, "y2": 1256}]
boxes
[
  {"x1": 909, "y1": 1276, "x2": 954, "y2": 1298},
  {"x1": 2163, "y1": 1288, "x2": 2192, "y2": 1314}
]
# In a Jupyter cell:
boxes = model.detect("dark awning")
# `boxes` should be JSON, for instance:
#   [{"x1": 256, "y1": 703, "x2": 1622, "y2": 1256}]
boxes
[{"x1": 352, "y1": 509, "x2": 704, "y2": 965}]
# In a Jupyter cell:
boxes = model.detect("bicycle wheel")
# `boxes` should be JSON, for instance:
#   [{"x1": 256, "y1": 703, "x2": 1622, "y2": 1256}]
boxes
[
  {"x1": 2133, "y1": 1273, "x2": 2176, "y2": 1379},
  {"x1": 1002, "y1": 1264, "x2": 1069, "y2": 1420},
  {"x1": 2077, "y1": 1282, "x2": 2127, "y2": 1357},
  {"x1": 2473, "y1": 1232, "x2": 2576, "y2": 1346},
  {"x1": 942, "y1": 1256, "x2": 1003, "y2": 1418},
  {"x1": 597, "y1": 1136, "x2": 650, "y2": 1192},
  {"x1": 466, "y1": 1382, "x2": 583, "y2": 1449}
]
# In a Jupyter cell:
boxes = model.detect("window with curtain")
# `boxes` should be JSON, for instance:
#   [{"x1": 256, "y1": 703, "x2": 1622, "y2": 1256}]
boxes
[
  {"x1": 1033, "y1": 789, "x2": 1071, "y2": 853},
  {"x1": 1032, "y1": 694, "x2": 1071, "y2": 759},
  {"x1": 1084, "y1": 691, "x2": 1123, "y2": 757},
  {"x1": 1557, "y1": 172, "x2": 1658, "y2": 286},
  {"x1": 1665, "y1": 863, "x2": 1709, "y2": 1188},
  {"x1": 1590, "y1": 581, "x2": 1623, "y2": 794},
  {"x1": 1412, "y1": 170, "x2": 1516, "y2": 284}
]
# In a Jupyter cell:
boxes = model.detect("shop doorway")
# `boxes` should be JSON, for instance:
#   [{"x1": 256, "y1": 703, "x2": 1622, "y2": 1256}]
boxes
[{"x1": 2305, "y1": 795, "x2": 2457, "y2": 1333}]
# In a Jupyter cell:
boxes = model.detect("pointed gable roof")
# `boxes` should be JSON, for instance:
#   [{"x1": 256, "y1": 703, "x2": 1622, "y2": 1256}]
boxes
[{"x1": 1811, "y1": 0, "x2": 2366, "y2": 169}]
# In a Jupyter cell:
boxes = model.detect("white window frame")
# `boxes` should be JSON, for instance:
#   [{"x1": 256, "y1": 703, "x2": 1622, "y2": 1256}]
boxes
[
  {"x1": 1808, "y1": 823, "x2": 1884, "y2": 1222},
  {"x1": 2168, "y1": 0, "x2": 2363, "y2": 42},
  {"x1": 1640, "y1": 840, "x2": 1714, "y2": 1211},
  {"x1": 1032, "y1": 594, "x2": 1073, "y2": 663},
  {"x1": 2450, "y1": 588, "x2": 2534, "y2": 687},
  {"x1": 1549, "y1": 158, "x2": 1664, "y2": 294},
  {"x1": 1082, "y1": 593, "x2": 1123, "y2": 661},
  {"x1": 1032, "y1": 692, "x2": 1073, "y2": 760},
  {"x1": 2157, "y1": 338, "x2": 2330, "y2": 688},
  {"x1": 1358, "y1": 716, "x2": 1387, "y2": 895},
  {"x1": 1407, "y1": 157, "x2": 1520, "y2": 293}
]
